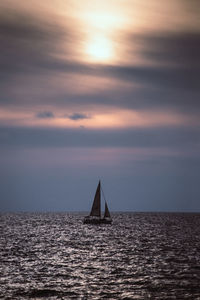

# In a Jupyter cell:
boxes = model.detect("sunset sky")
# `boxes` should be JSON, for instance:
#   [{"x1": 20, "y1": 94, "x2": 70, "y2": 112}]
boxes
[{"x1": 0, "y1": 0, "x2": 200, "y2": 212}]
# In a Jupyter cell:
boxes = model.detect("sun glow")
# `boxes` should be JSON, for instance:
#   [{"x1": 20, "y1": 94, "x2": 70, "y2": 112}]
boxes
[{"x1": 86, "y1": 35, "x2": 113, "y2": 62}]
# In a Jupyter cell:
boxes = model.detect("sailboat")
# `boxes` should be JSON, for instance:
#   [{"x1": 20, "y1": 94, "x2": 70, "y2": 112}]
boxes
[{"x1": 83, "y1": 180, "x2": 112, "y2": 224}]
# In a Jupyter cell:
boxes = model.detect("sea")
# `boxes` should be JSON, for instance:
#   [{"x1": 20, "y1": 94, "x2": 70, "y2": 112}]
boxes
[{"x1": 0, "y1": 212, "x2": 200, "y2": 300}]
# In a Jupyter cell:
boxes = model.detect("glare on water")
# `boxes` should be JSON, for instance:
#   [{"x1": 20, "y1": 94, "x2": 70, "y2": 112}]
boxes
[{"x1": 0, "y1": 212, "x2": 200, "y2": 299}]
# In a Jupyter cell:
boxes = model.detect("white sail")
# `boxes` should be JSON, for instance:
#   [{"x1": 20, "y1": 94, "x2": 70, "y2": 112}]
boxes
[{"x1": 90, "y1": 181, "x2": 101, "y2": 217}]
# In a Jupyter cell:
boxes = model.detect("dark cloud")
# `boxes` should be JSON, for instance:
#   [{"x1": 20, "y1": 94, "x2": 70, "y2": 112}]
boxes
[
  {"x1": 0, "y1": 8, "x2": 75, "y2": 88},
  {"x1": 36, "y1": 111, "x2": 54, "y2": 119},
  {"x1": 68, "y1": 113, "x2": 90, "y2": 121},
  {"x1": 0, "y1": 126, "x2": 199, "y2": 150},
  {"x1": 0, "y1": 12, "x2": 58, "y2": 64},
  {"x1": 138, "y1": 31, "x2": 200, "y2": 68},
  {"x1": 100, "y1": 64, "x2": 199, "y2": 93}
]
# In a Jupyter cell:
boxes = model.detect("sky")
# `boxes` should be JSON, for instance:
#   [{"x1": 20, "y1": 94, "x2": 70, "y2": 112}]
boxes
[{"x1": 0, "y1": 0, "x2": 200, "y2": 212}]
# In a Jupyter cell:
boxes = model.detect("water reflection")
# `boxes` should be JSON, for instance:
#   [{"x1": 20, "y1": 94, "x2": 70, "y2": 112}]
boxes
[{"x1": 0, "y1": 212, "x2": 200, "y2": 299}]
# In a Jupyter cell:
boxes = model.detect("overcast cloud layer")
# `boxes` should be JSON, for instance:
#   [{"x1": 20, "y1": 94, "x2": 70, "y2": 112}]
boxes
[{"x1": 0, "y1": 0, "x2": 200, "y2": 212}]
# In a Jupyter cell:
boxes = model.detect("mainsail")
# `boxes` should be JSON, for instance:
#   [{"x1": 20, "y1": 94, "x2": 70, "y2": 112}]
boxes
[
  {"x1": 104, "y1": 201, "x2": 111, "y2": 218},
  {"x1": 90, "y1": 181, "x2": 101, "y2": 217}
]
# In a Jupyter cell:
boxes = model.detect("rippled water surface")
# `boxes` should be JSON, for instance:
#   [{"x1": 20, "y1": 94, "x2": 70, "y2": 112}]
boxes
[{"x1": 0, "y1": 212, "x2": 200, "y2": 299}]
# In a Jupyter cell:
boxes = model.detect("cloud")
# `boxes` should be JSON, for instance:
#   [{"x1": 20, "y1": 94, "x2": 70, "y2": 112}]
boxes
[
  {"x1": 0, "y1": 6, "x2": 199, "y2": 122},
  {"x1": 68, "y1": 113, "x2": 90, "y2": 121},
  {"x1": 0, "y1": 8, "x2": 77, "y2": 92},
  {"x1": 102, "y1": 64, "x2": 199, "y2": 92},
  {"x1": 1, "y1": 126, "x2": 200, "y2": 151},
  {"x1": 137, "y1": 31, "x2": 200, "y2": 68},
  {"x1": 36, "y1": 111, "x2": 54, "y2": 119},
  {"x1": 0, "y1": 1, "x2": 200, "y2": 212}
]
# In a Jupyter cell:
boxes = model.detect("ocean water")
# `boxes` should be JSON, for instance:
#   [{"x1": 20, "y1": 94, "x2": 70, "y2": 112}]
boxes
[{"x1": 0, "y1": 213, "x2": 200, "y2": 300}]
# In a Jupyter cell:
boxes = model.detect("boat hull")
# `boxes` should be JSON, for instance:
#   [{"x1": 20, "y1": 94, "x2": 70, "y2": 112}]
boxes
[{"x1": 83, "y1": 218, "x2": 112, "y2": 225}]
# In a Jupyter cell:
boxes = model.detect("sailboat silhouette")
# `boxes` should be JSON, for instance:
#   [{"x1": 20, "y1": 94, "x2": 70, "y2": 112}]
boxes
[{"x1": 83, "y1": 180, "x2": 112, "y2": 224}]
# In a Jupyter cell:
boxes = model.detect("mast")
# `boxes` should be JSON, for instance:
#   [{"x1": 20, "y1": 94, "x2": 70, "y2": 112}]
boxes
[{"x1": 90, "y1": 180, "x2": 101, "y2": 217}]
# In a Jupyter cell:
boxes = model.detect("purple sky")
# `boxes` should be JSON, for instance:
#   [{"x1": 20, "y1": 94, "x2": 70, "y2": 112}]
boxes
[{"x1": 0, "y1": 0, "x2": 200, "y2": 212}]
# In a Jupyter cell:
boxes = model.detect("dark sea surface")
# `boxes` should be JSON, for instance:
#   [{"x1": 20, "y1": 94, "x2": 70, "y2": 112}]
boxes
[{"x1": 0, "y1": 212, "x2": 200, "y2": 300}]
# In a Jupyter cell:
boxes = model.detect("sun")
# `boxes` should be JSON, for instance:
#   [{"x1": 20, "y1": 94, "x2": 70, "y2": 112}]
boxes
[{"x1": 86, "y1": 35, "x2": 113, "y2": 62}]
